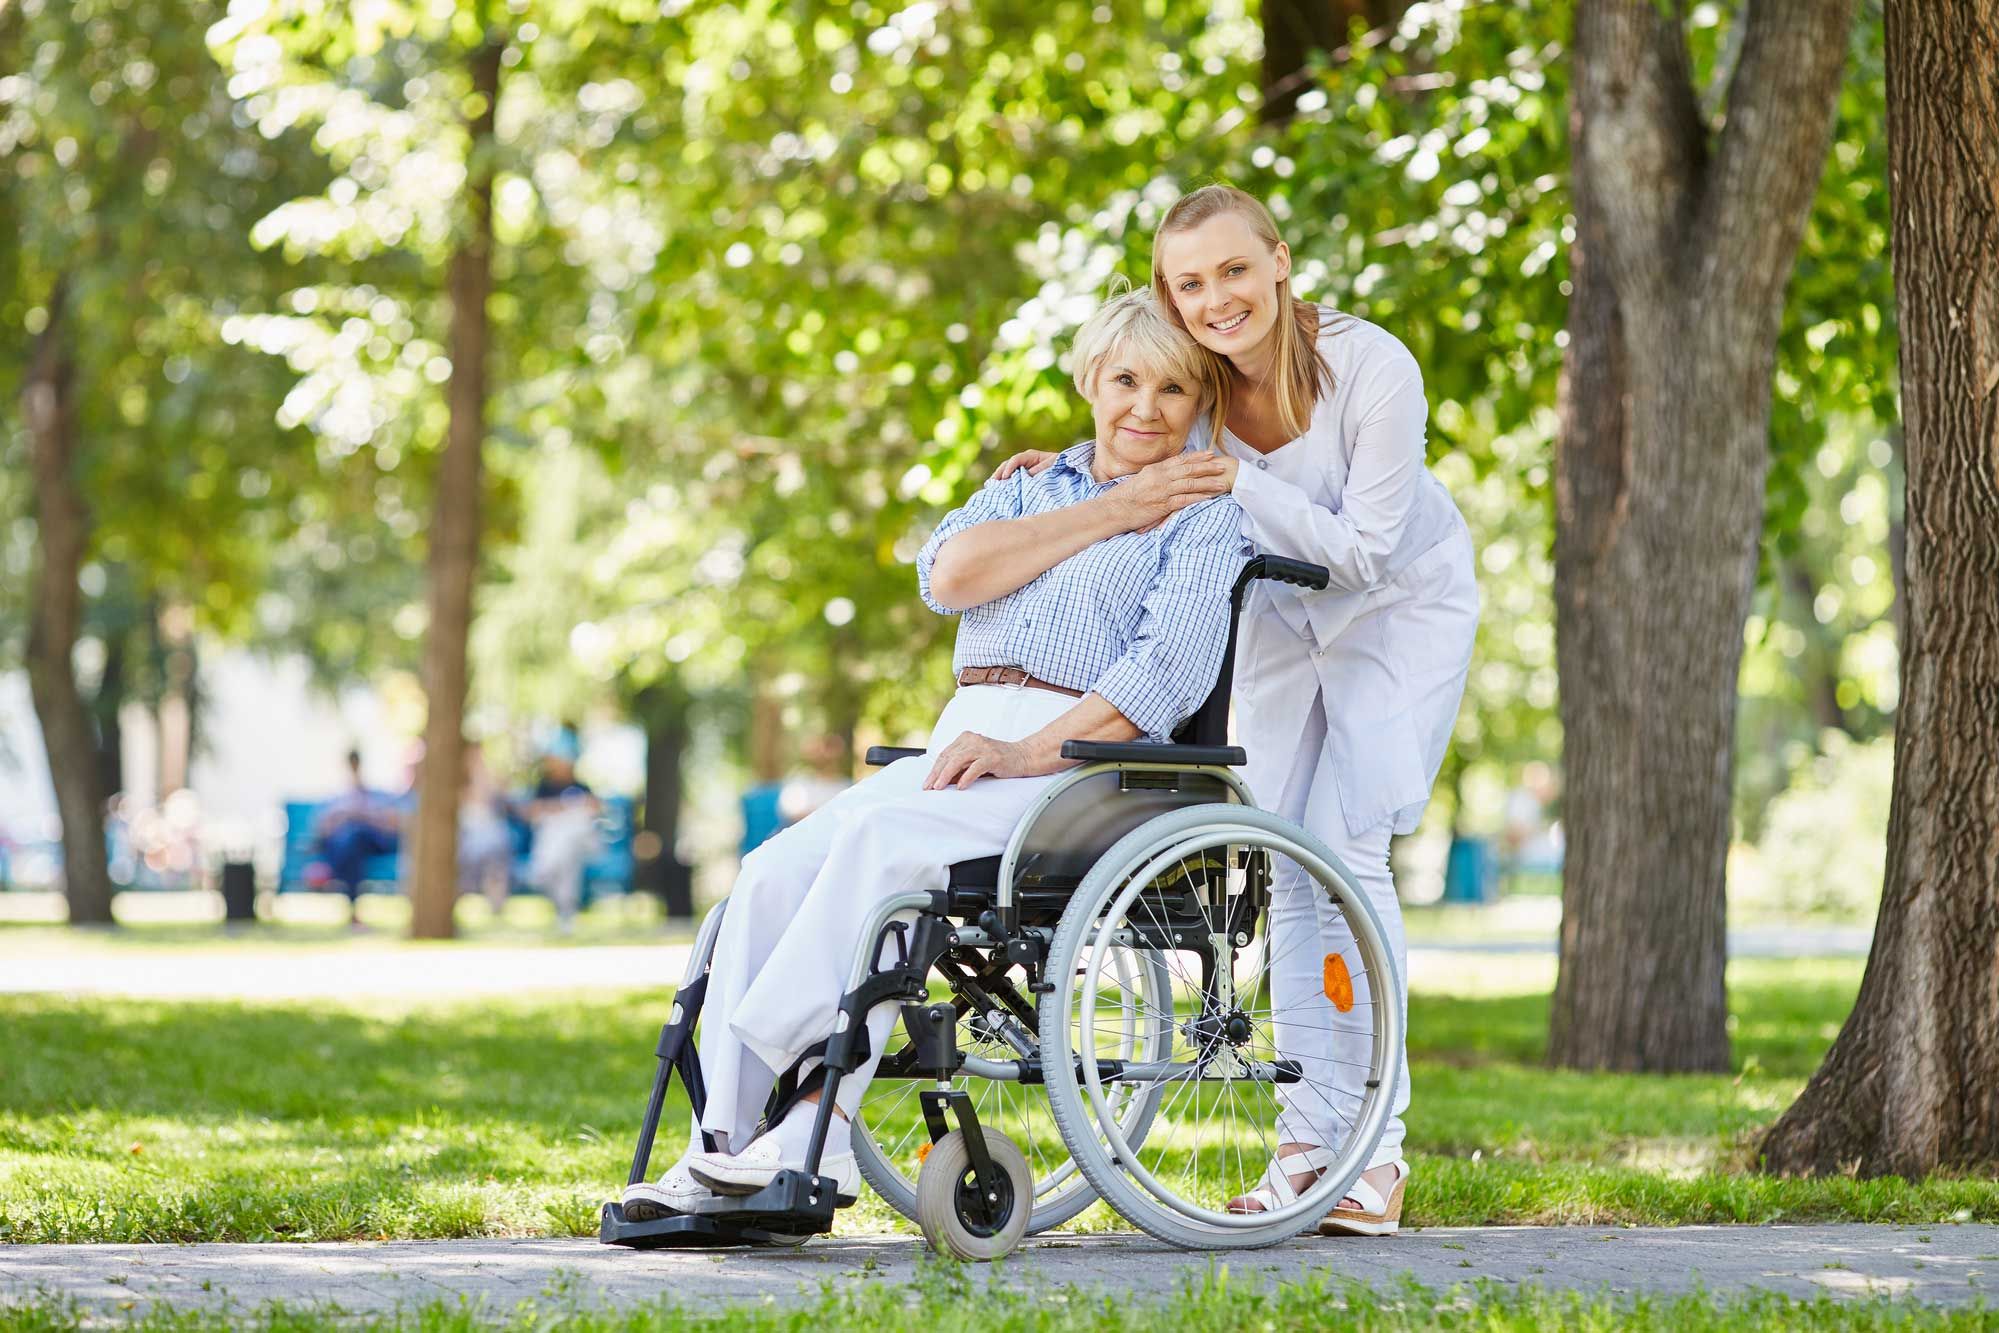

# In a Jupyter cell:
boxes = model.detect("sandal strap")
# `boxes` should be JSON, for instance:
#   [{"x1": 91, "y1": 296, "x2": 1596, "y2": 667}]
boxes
[
  {"x1": 1233, "y1": 1183, "x2": 1288, "y2": 1214},
  {"x1": 1338, "y1": 1159, "x2": 1409, "y2": 1214},
  {"x1": 1253, "y1": 1144, "x2": 1341, "y2": 1206}
]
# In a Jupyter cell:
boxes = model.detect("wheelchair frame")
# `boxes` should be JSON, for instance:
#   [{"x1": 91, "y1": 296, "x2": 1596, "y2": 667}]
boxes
[{"x1": 600, "y1": 555, "x2": 1401, "y2": 1255}]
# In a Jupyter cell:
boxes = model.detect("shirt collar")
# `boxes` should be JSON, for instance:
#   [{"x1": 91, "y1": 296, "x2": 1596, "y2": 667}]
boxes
[{"x1": 1049, "y1": 439, "x2": 1101, "y2": 481}]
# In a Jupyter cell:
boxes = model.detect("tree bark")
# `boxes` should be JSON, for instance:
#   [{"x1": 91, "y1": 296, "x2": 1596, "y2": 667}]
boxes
[
  {"x1": 408, "y1": 31, "x2": 503, "y2": 940},
  {"x1": 1549, "y1": 0, "x2": 1856, "y2": 1071},
  {"x1": 23, "y1": 276, "x2": 115, "y2": 926},
  {"x1": 1760, "y1": 0, "x2": 1999, "y2": 1177}
]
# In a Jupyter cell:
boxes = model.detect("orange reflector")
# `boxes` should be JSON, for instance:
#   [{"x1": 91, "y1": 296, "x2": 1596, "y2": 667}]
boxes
[
  {"x1": 916, "y1": 1141, "x2": 932, "y2": 1163},
  {"x1": 1324, "y1": 954, "x2": 1355, "y2": 1012}
]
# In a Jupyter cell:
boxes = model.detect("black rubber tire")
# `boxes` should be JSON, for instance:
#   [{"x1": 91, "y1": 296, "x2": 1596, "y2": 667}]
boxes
[{"x1": 1039, "y1": 804, "x2": 1402, "y2": 1250}]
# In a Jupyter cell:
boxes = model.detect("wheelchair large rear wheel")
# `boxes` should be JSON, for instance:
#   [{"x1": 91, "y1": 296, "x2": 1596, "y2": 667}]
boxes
[
  {"x1": 854, "y1": 946, "x2": 1171, "y2": 1233},
  {"x1": 1039, "y1": 804, "x2": 1403, "y2": 1249}
]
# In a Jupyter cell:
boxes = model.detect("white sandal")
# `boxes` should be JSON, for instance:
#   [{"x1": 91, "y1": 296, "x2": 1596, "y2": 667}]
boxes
[
  {"x1": 1317, "y1": 1158, "x2": 1409, "y2": 1236},
  {"x1": 1224, "y1": 1144, "x2": 1339, "y2": 1215}
]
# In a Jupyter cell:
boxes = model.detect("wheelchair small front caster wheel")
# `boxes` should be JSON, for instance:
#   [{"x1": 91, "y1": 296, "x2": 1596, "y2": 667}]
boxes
[{"x1": 916, "y1": 1129, "x2": 1032, "y2": 1261}]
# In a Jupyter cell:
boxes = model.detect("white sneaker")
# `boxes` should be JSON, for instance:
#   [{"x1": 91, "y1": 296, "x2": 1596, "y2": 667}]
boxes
[
  {"x1": 619, "y1": 1156, "x2": 711, "y2": 1219},
  {"x1": 686, "y1": 1133, "x2": 861, "y2": 1204}
]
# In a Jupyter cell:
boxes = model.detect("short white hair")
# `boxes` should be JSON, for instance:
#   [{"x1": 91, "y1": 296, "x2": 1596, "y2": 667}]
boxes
[{"x1": 1070, "y1": 289, "x2": 1216, "y2": 409}]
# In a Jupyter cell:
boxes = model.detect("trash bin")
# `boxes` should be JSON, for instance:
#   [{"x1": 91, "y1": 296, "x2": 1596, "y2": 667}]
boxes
[
  {"x1": 220, "y1": 860, "x2": 258, "y2": 922},
  {"x1": 1441, "y1": 836, "x2": 1498, "y2": 905}
]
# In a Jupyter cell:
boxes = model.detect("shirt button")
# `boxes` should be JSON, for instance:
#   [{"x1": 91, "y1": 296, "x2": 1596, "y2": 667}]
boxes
[{"x1": 1257, "y1": 459, "x2": 1269, "y2": 470}]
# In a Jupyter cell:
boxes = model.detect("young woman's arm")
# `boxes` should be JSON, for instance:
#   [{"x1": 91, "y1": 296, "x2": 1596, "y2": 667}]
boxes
[
  {"x1": 928, "y1": 455, "x2": 1234, "y2": 610},
  {"x1": 1227, "y1": 336, "x2": 1429, "y2": 593}
]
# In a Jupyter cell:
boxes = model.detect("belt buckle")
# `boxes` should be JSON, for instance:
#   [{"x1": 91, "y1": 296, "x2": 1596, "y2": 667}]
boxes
[{"x1": 999, "y1": 667, "x2": 1027, "y2": 691}]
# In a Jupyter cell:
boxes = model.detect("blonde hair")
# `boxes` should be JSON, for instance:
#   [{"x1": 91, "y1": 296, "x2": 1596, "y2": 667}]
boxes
[
  {"x1": 1070, "y1": 288, "x2": 1220, "y2": 410},
  {"x1": 1150, "y1": 184, "x2": 1333, "y2": 441}
]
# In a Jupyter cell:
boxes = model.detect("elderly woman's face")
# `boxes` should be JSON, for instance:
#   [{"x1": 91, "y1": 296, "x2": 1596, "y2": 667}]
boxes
[{"x1": 1090, "y1": 355, "x2": 1204, "y2": 475}]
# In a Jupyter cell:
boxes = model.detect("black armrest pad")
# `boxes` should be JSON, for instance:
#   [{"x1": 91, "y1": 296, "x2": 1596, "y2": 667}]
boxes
[
  {"x1": 864, "y1": 746, "x2": 926, "y2": 767},
  {"x1": 1060, "y1": 740, "x2": 1246, "y2": 766}
]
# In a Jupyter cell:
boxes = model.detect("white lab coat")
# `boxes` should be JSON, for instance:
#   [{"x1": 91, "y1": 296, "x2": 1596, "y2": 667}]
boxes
[
  {"x1": 1201, "y1": 311, "x2": 1478, "y2": 1162},
  {"x1": 1201, "y1": 312, "x2": 1479, "y2": 839}
]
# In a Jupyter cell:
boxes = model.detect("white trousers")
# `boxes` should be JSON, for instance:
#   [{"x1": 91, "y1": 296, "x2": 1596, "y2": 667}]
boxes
[
  {"x1": 698, "y1": 685, "x2": 1076, "y2": 1149},
  {"x1": 1263, "y1": 689, "x2": 1409, "y2": 1167}
]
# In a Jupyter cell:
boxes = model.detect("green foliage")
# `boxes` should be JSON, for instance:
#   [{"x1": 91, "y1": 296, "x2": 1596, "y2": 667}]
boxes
[
  {"x1": 0, "y1": 0, "x2": 327, "y2": 641},
  {"x1": 959, "y1": 1, "x2": 1569, "y2": 792},
  {"x1": 1733, "y1": 734, "x2": 1896, "y2": 921},
  {"x1": 3, "y1": 0, "x2": 1907, "y2": 840}
]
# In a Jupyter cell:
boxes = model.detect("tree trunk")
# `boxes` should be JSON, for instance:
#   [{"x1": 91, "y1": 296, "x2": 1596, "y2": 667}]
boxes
[
  {"x1": 1261, "y1": 0, "x2": 1409, "y2": 123},
  {"x1": 1760, "y1": 0, "x2": 1999, "y2": 1177},
  {"x1": 408, "y1": 31, "x2": 503, "y2": 940},
  {"x1": 23, "y1": 276, "x2": 115, "y2": 926},
  {"x1": 1783, "y1": 559, "x2": 1854, "y2": 736},
  {"x1": 1549, "y1": 0, "x2": 1855, "y2": 1071},
  {"x1": 636, "y1": 682, "x2": 694, "y2": 921},
  {"x1": 92, "y1": 632, "x2": 126, "y2": 801}
]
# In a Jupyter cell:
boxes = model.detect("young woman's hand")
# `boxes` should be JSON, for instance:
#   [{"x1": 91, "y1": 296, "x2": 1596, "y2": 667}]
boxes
[
  {"x1": 991, "y1": 450, "x2": 1059, "y2": 480},
  {"x1": 923, "y1": 731, "x2": 1044, "y2": 790},
  {"x1": 1112, "y1": 452, "x2": 1237, "y2": 531}
]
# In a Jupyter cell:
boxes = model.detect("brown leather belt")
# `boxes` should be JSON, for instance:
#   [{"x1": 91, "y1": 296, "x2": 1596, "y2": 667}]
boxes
[{"x1": 956, "y1": 665, "x2": 1085, "y2": 698}]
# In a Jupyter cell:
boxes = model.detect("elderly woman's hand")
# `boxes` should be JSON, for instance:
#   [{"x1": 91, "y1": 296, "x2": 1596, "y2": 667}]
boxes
[
  {"x1": 1114, "y1": 452, "x2": 1236, "y2": 531},
  {"x1": 923, "y1": 731, "x2": 1046, "y2": 790}
]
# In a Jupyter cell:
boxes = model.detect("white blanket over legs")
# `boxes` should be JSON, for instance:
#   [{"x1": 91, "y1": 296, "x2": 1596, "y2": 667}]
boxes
[{"x1": 698, "y1": 684, "x2": 1076, "y2": 1149}]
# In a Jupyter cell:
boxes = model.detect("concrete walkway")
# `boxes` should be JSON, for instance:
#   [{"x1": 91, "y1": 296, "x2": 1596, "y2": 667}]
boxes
[{"x1": 5, "y1": 1228, "x2": 1993, "y2": 1316}]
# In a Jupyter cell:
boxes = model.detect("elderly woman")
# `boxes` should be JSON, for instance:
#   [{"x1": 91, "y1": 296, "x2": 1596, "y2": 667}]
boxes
[{"x1": 622, "y1": 290, "x2": 1252, "y2": 1218}]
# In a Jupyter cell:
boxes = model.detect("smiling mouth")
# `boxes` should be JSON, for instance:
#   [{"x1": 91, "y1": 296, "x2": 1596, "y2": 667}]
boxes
[{"x1": 1209, "y1": 311, "x2": 1250, "y2": 333}]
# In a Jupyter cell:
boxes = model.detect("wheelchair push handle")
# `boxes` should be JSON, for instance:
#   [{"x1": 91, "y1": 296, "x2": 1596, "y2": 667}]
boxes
[{"x1": 1243, "y1": 554, "x2": 1330, "y2": 592}]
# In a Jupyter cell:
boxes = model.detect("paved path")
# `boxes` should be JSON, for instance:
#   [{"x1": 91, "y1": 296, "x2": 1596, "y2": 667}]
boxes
[{"x1": 4, "y1": 1228, "x2": 1993, "y2": 1316}]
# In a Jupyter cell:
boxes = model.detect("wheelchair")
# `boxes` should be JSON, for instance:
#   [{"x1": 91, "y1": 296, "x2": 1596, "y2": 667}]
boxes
[{"x1": 600, "y1": 556, "x2": 1403, "y2": 1258}]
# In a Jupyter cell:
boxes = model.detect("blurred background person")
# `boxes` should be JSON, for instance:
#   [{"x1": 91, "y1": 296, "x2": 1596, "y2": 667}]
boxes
[
  {"x1": 457, "y1": 739, "x2": 515, "y2": 913},
  {"x1": 311, "y1": 749, "x2": 404, "y2": 930},
  {"x1": 517, "y1": 728, "x2": 600, "y2": 933}
]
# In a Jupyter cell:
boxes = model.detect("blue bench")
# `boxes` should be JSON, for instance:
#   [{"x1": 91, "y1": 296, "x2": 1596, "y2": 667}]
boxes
[{"x1": 278, "y1": 796, "x2": 636, "y2": 904}]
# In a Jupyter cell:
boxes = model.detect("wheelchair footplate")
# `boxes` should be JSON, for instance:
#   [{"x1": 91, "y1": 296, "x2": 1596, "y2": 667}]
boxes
[{"x1": 600, "y1": 1170, "x2": 841, "y2": 1250}]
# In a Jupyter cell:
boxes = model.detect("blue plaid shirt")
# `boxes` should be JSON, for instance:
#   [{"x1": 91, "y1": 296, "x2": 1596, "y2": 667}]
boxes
[{"x1": 916, "y1": 442, "x2": 1252, "y2": 741}]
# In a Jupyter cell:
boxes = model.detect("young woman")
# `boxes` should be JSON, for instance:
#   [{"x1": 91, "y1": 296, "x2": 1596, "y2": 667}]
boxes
[{"x1": 996, "y1": 185, "x2": 1478, "y2": 1234}]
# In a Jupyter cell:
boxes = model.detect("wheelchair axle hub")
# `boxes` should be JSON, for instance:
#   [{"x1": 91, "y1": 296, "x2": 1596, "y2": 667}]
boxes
[{"x1": 1184, "y1": 1006, "x2": 1256, "y2": 1048}]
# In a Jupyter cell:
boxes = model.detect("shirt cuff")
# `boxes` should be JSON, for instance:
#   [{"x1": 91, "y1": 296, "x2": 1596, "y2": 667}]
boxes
[{"x1": 1087, "y1": 658, "x2": 1180, "y2": 743}]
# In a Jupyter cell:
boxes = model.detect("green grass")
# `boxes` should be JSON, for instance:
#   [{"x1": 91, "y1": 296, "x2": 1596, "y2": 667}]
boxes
[
  {"x1": 1, "y1": 1269, "x2": 1992, "y2": 1332},
  {"x1": 2, "y1": 958, "x2": 1994, "y2": 1246}
]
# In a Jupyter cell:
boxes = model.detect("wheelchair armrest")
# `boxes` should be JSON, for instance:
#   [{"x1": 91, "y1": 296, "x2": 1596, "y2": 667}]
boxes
[
  {"x1": 1060, "y1": 740, "x2": 1247, "y2": 767},
  {"x1": 864, "y1": 746, "x2": 926, "y2": 767}
]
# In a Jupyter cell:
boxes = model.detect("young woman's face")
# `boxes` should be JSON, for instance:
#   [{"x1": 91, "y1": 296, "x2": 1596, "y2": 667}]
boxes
[
  {"x1": 1090, "y1": 355, "x2": 1203, "y2": 474},
  {"x1": 1158, "y1": 211, "x2": 1291, "y2": 360}
]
